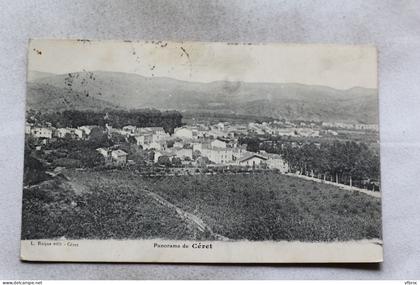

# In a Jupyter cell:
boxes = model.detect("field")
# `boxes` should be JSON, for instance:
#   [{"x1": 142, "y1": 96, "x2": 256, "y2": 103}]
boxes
[{"x1": 22, "y1": 170, "x2": 382, "y2": 241}]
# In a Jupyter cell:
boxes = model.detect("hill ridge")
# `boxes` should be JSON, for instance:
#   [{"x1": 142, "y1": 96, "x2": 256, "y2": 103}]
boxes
[{"x1": 27, "y1": 70, "x2": 378, "y2": 124}]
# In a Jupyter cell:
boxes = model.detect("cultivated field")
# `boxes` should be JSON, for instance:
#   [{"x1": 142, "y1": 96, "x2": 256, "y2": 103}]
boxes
[{"x1": 22, "y1": 170, "x2": 382, "y2": 241}]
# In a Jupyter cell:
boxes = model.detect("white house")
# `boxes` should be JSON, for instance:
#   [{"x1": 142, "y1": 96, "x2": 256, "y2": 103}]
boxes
[
  {"x1": 135, "y1": 134, "x2": 152, "y2": 146},
  {"x1": 354, "y1": 124, "x2": 379, "y2": 131},
  {"x1": 248, "y1": 124, "x2": 265, "y2": 135},
  {"x1": 144, "y1": 127, "x2": 166, "y2": 135},
  {"x1": 201, "y1": 147, "x2": 233, "y2": 164},
  {"x1": 174, "y1": 148, "x2": 193, "y2": 159},
  {"x1": 174, "y1": 127, "x2": 193, "y2": 139},
  {"x1": 226, "y1": 131, "x2": 235, "y2": 138},
  {"x1": 266, "y1": 154, "x2": 289, "y2": 173},
  {"x1": 78, "y1": 125, "x2": 97, "y2": 137},
  {"x1": 76, "y1": 125, "x2": 100, "y2": 139},
  {"x1": 152, "y1": 132, "x2": 170, "y2": 143},
  {"x1": 154, "y1": 150, "x2": 177, "y2": 163},
  {"x1": 297, "y1": 128, "x2": 320, "y2": 137},
  {"x1": 173, "y1": 141, "x2": 184, "y2": 149},
  {"x1": 154, "y1": 151, "x2": 163, "y2": 163},
  {"x1": 231, "y1": 147, "x2": 247, "y2": 161},
  {"x1": 207, "y1": 129, "x2": 226, "y2": 139},
  {"x1": 327, "y1": 130, "x2": 338, "y2": 136},
  {"x1": 143, "y1": 141, "x2": 163, "y2": 150},
  {"x1": 25, "y1": 123, "x2": 32, "y2": 135},
  {"x1": 192, "y1": 142, "x2": 203, "y2": 152},
  {"x1": 122, "y1": 125, "x2": 137, "y2": 134},
  {"x1": 210, "y1": 139, "x2": 227, "y2": 149},
  {"x1": 31, "y1": 127, "x2": 53, "y2": 139},
  {"x1": 137, "y1": 127, "x2": 165, "y2": 135},
  {"x1": 149, "y1": 127, "x2": 170, "y2": 141},
  {"x1": 136, "y1": 127, "x2": 170, "y2": 143},
  {"x1": 96, "y1": 147, "x2": 127, "y2": 166},
  {"x1": 275, "y1": 128, "x2": 298, "y2": 137},
  {"x1": 96, "y1": 147, "x2": 110, "y2": 158},
  {"x1": 74, "y1": 129, "x2": 84, "y2": 139},
  {"x1": 111, "y1": 149, "x2": 128, "y2": 166},
  {"x1": 216, "y1": 122, "x2": 225, "y2": 131},
  {"x1": 238, "y1": 153, "x2": 268, "y2": 168},
  {"x1": 55, "y1": 128, "x2": 75, "y2": 138}
]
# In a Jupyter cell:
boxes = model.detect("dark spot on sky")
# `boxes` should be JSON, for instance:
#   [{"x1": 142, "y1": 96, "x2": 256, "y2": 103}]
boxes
[
  {"x1": 180, "y1": 46, "x2": 190, "y2": 59},
  {"x1": 33, "y1": 48, "x2": 42, "y2": 55},
  {"x1": 77, "y1": 39, "x2": 91, "y2": 43}
]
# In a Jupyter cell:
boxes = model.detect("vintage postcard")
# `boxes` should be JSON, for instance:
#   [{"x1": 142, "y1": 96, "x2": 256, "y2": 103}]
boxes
[{"x1": 21, "y1": 39, "x2": 382, "y2": 263}]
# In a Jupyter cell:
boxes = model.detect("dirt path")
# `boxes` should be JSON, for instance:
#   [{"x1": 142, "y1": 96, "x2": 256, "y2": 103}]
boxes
[
  {"x1": 286, "y1": 173, "x2": 381, "y2": 198},
  {"x1": 141, "y1": 189, "x2": 228, "y2": 241}
]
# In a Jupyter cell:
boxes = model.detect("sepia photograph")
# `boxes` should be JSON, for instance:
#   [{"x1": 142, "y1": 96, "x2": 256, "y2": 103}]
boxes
[{"x1": 20, "y1": 39, "x2": 382, "y2": 263}]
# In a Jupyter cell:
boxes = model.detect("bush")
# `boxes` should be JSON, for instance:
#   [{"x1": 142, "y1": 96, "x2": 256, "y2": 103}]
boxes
[{"x1": 54, "y1": 158, "x2": 83, "y2": 168}]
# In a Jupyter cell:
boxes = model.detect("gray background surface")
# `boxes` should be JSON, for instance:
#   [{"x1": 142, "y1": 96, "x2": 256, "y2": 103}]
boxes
[{"x1": 1, "y1": 0, "x2": 419, "y2": 279}]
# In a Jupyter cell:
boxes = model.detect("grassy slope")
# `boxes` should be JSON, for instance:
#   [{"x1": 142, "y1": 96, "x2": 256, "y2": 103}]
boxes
[
  {"x1": 148, "y1": 173, "x2": 381, "y2": 241},
  {"x1": 22, "y1": 170, "x2": 382, "y2": 241},
  {"x1": 21, "y1": 177, "x2": 195, "y2": 240}
]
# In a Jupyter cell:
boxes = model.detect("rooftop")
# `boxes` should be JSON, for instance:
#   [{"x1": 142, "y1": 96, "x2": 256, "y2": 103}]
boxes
[
  {"x1": 112, "y1": 149, "x2": 128, "y2": 156},
  {"x1": 239, "y1": 153, "x2": 268, "y2": 163}
]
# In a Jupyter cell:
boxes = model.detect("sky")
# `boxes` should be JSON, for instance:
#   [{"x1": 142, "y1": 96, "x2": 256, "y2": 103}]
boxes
[{"x1": 28, "y1": 39, "x2": 377, "y2": 90}]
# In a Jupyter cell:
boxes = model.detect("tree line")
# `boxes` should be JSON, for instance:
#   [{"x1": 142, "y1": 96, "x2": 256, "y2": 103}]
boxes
[
  {"x1": 182, "y1": 111, "x2": 276, "y2": 125},
  {"x1": 27, "y1": 109, "x2": 183, "y2": 134},
  {"x1": 239, "y1": 136, "x2": 380, "y2": 189}
]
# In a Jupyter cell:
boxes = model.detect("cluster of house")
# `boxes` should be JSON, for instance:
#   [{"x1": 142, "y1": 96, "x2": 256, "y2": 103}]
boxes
[
  {"x1": 25, "y1": 121, "x2": 289, "y2": 172},
  {"x1": 321, "y1": 122, "x2": 379, "y2": 131},
  {"x1": 26, "y1": 118, "x2": 377, "y2": 173},
  {"x1": 95, "y1": 147, "x2": 129, "y2": 166},
  {"x1": 116, "y1": 124, "x2": 288, "y2": 172},
  {"x1": 26, "y1": 123, "x2": 98, "y2": 140},
  {"x1": 247, "y1": 122, "x2": 320, "y2": 137},
  {"x1": 248, "y1": 121, "x2": 379, "y2": 137}
]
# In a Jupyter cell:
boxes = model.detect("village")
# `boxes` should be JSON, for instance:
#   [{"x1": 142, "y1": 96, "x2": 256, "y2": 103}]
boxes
[
  {"x1": 25, "y1": 120, "x2": 287, "y2": 173},
  {"x1": 25, "y1": 117, "x2": 379, "y2": 177}
]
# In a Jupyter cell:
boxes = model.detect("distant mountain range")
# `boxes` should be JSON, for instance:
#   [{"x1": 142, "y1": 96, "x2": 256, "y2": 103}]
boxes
[
  {"x1": 26, "y1": 70, "x2": 378, "y2": 123},
  {"x1": 27, "y1": 82, "x2": 118, "y2": 111}
]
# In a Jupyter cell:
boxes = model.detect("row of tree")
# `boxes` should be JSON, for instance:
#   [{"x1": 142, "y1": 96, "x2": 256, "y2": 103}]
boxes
[
  {"x1": 182, "y1": 111, "x2": 275, "y2": 125},
  {"x1": 239, "y1": 136, "x2": 380, "y2": 188},
  {"x1": 281, "y1": 141, "x2": 380, "y2": 186},
  {"x1": 27, "y1": 109, "x2": 183, "y2": 134}
]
